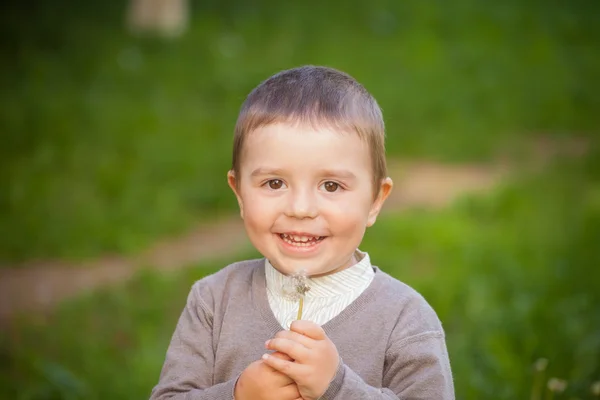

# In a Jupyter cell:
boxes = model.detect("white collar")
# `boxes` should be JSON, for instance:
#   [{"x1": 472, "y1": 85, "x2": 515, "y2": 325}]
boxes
[{"x1": 265, "y1": 250, "x2": 374, "y2": 299}]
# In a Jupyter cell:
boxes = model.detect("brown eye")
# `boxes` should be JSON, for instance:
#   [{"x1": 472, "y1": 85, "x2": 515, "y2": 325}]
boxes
[
  {"x1": 268, "y1": 179, "x2": 284, "y2": 190},
  {"x1": 323, "y1": 181, "x2": 339, "y2": 192}
]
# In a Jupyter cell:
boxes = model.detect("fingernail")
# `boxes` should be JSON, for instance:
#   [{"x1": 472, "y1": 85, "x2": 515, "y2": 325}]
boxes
[
  {"x1": 262, "y1": 354, "x2": 269, "y2": 360},
  {"x1": 265, "y1": 340, "x2": 271, "y2": 348}
]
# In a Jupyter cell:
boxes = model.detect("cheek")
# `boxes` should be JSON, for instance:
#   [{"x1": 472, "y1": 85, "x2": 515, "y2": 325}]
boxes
[
  {"x1": 240, "y1": 193, "x2": 275, "y2": 229},
  {"x1": 324, "y1": 194, "x2": 373, "y2": 233}
]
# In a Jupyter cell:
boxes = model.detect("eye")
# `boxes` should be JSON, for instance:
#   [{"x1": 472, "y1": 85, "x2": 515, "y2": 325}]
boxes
[
  {"x1": 321, "y1": 181, "x2": 340, "y2": 193},
  {"x1": 267, "y1": 179, "x2": 286, "y2": 190}
]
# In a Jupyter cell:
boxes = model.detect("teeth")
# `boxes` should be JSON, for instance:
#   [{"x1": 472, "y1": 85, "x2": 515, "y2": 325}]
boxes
[{"x1": 280, "y1": 233, "x2": 323, "y2": 246}]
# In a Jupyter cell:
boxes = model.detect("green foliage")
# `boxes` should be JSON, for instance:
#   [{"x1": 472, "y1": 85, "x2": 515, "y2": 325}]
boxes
[
  {"x1": 363, "y1": 151, "x2": 600, "y2": 398},
  {"x1": 1, "y1": 0, "x2": 599, "y2": 261},
  {"x1": 1, "y1": 149, "x2": 598, "y2": 399},
  {"x1": 0, "y1": 265, "x2": 222, "y2": 399}
]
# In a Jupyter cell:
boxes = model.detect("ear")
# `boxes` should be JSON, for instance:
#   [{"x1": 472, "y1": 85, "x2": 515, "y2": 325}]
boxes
[
  {"x1": 367, "y1": 177, "x2": 393, "y2": 227},
  {"x1": 227, "y1": 170, "x2": 244, "y2": 219}
]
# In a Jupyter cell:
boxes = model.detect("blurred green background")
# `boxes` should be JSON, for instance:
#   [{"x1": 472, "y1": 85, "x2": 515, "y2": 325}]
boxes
[{"x1": 1, "y1": 0, "x2": 599, "y2": 399}]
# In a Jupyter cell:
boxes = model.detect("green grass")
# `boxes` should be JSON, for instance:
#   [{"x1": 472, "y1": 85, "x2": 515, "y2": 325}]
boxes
[
  {"x1": 1, "y1": 0, "x2": 599, "y2": 262},
  {"x1": 0, "y1": 266, "x2": 221, "y2": 399},
  {"x1": 2, "y1": 147, "x2": 598, "y2": 399},
  {"x1": 363, "y1": 152, "x2": 600, "y2": 398}
]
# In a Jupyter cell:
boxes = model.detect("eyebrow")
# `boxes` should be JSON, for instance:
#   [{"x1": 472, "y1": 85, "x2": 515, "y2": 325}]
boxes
[
  {"x1": 250, "y1": 167, "x2": 286, "y2": 177},
  {"x1": 318, "y1": 169, "x2": 357, "y2": 181},
  {"x1": 249, "y1": 167, "x2": 357, "y2": 181}
]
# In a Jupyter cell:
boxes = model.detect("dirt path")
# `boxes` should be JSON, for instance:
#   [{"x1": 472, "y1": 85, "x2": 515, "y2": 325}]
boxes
[{"x1": 0, "y1": 136, "x2": 588, "y2": 324}]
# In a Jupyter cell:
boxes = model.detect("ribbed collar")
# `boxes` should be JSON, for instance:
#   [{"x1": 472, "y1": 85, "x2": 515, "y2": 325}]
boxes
[{"x1": 265, "y1": 250, "x2": 374, "y2": 299}]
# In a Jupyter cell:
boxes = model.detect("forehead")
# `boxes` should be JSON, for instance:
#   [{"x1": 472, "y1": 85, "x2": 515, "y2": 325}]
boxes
[{"x1": 240, "y1": 123, "x2": 371, "y2": 174}]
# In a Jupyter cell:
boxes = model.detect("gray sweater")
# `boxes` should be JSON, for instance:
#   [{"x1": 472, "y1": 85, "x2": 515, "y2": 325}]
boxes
[{"x1": 150, "y1": 259, "x2": 454, "y2": 399}]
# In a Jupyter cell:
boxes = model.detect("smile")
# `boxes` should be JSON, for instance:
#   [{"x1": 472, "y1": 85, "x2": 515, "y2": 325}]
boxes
[{"x1": 278, "y1": 233, "x2": 326, "y2": 247}]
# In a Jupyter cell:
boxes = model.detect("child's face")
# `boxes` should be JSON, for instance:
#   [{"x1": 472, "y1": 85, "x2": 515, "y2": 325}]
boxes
[{"x1": 228, "y1": 122, "x2": 392, "y2": 277}]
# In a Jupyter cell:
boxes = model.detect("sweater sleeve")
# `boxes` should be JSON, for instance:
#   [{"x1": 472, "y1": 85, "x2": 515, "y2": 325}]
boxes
[
  {"x1": 150, "y1": 282, "x2": 237, "y2": 400},
  {"x1": 321, "y1": 332, "x2": 454, "y2": 400}
]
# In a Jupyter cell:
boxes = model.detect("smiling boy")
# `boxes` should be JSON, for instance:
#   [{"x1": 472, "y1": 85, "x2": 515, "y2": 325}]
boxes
[{"x1": 150, "y1": 66, "x2": 454, "y2": 400}]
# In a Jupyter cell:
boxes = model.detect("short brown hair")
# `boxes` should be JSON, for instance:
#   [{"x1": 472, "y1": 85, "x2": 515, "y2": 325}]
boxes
[{"x1": 232, "y1": 65, "x2": 387, "y2": 196}]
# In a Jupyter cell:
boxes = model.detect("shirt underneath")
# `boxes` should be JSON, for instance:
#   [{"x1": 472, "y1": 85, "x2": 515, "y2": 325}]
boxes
[{"x1": 265, "y1": 250, "x2": 375, "y2": 329}]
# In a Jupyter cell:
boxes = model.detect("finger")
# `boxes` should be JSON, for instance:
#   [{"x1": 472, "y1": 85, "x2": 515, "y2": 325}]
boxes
[
  {"x1": 261, "y1": 352, "x2": 305, "y2": 381},
  {"x1": 257, "y1": 354, "x2": 294, "y2": 386},
  {"x1": 266, "y1": 338, "x2": 310, "y2": 363},
  {"x1": 290, "y1": 320, "x2": 326, "y2": 340},
  {"x1": 274, "y1": 329, "x2": 316, "y2": 348},
  {"x1": 269, "y1": 350, "x2": 294, "y2": 362}
]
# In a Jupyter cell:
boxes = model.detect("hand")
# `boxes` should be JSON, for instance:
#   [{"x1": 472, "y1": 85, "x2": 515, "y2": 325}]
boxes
[
  {"x1": 235, "y1": 352, "x2": 302, "y2": 400},
  {"x1": 263, "y1": 320, "x2": 340, "y2": 400}
]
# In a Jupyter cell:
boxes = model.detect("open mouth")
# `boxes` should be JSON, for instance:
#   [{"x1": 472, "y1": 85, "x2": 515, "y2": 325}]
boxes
[{"x1": 278, "y1": 233, "x2": 326, "y2": 247}]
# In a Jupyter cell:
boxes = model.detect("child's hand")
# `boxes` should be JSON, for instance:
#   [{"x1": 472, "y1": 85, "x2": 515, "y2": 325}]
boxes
[
  {"x1": 263, "y1": 320, "x2": 340, "y2": 400},
  {"x1": 234, "y1": 351, "x2": 302, "y2": 400}
]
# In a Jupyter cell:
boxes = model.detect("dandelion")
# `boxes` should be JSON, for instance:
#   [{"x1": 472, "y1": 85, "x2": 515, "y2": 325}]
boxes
[
  {"x1": 293, "y1": 270, "x2": 310, "y2": 320},
  {"x1": 547, "y1": 378, "x2": 567, "y2": 392},
  {"x1": 535, "y1": 358, "x2": 548, "y2": 372},
  {"x1": 546, "y1": 378, "x2": 567, "y2": 400},
  {"x1": 281, "y1": 269, "x2": 311, "y2": 321}
]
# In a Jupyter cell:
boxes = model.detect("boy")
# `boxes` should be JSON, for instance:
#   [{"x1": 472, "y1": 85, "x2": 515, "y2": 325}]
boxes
[{"x1": 150, "y1": 66, "x2": 454, "y2": 399}]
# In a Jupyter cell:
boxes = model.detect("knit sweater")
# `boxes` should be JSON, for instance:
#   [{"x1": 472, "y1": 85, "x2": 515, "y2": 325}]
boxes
[{"x1": 150, "y1": 258, "x2": 455, "y2": 400}]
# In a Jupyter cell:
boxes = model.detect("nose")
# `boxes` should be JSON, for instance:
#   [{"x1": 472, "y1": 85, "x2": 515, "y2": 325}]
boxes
[{"x1": 284, "y1": 187, "x2": 318, "y2": 219}]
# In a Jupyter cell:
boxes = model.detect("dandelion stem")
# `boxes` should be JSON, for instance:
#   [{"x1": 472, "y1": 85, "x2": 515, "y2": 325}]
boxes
[
  {"x1": 297, "y1": 297, "x2": 304, "y2": 320},
  {"x1": 531, "y1": 358, "x2": 548, "y2": 400},
  {"x1": 531, "y1": 376, "x2": 542, "y2": 400}
]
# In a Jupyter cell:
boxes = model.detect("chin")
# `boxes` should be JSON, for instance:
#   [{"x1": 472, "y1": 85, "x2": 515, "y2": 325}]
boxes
[
  {"x1": 287, "y1": 260, "x2": 342, "y2": 277},
  {"x1": 265, "y1": 255, "x2": 314, "y2": 275}
]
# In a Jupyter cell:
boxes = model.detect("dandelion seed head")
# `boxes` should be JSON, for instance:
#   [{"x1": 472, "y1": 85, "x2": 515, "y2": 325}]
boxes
[
  {"x1": 282, "y1": 269, "x2": 310, "y2": 301},
  {"x1": 534, "y1": 358, "x2": 548, "y2": 372},
  {"x1": 591, "y1": 381, "x2": 600, "y2": 396},
  {"x1": 547, "y1": 378, "x2": 567, "y2": 393}
]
